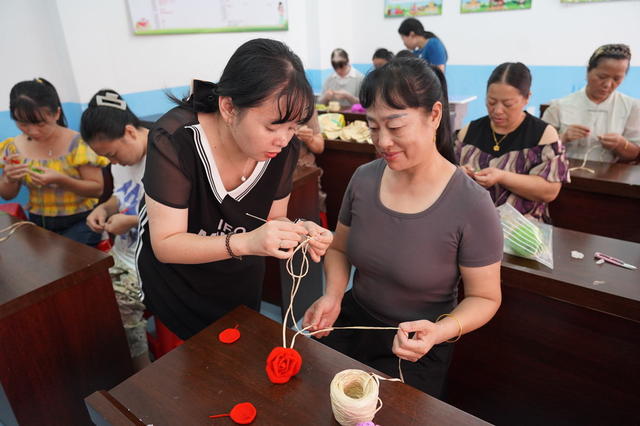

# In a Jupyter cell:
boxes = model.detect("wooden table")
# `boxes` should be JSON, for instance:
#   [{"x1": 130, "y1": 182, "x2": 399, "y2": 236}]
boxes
[
  {"x1": 0, "y1": 213, "x2": 133, "y2": 426},
  {"x1": 263, "y1": 166, "x2": 323, "y2": 320},
  {"x1": 86, "y1": 306, "x2": 487, "y2": 425},
  {"x1": 549, "y1": 159, "x2": 640, "y2": 243},
  {"x1": 447, "y1": 226, "x2": 640, "y2": 425},
  {"x1": 316, "y1": 140, "x2": 377, "y2": 230}
]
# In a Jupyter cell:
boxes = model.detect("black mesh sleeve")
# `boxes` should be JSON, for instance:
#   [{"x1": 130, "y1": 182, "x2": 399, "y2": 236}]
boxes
[{"x1": 142, "y1": 115, "x2": 193, "y2": 209}]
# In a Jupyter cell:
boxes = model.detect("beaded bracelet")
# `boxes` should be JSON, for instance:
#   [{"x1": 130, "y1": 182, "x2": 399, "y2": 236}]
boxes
[
  {"x1": 225, "y1": 232, "x2": 242, "y2": 260},
  {"x1": 436, "y1": 313, "x2": 462, "y2": 343}
]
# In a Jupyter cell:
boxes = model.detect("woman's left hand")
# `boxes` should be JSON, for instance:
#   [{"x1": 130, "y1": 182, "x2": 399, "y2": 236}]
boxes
[
  {"x1": 28, "y1": 166, "x2": 62, "y2": 187},
  {"x1": 392, "y1": 320, "x2": 438, "y2": 362},
  {"x1": 104, "y1": 213, "x2": 137, "y2": 235},
  {"x1": 473, "y1": 167, "x2": 504, "y2": 188},
  {"x1": 598, "y1": 133, "x2": 626, "y2": 152},
  {"x1": 299, "y1": 220, "x2": 333, "y2": 262}
]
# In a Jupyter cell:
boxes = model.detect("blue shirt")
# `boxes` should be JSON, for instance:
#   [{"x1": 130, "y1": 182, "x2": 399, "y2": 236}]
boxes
[{"x1": 414, "y1": 37, "x2": 447, "y2": 66}]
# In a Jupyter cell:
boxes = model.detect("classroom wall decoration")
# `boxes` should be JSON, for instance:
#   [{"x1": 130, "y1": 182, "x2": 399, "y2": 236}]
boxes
[
  {"x1": 560, "y1": 0, "x2": 624, "y2": 2},
  {"x1": 461, "y1": 0, "x2": 532, "y2": 13},
  {"x1": 127, "y1": 0, "x2": 288, "y2": 35},
  {"x1": 384, "y1": 1, "x2": 443, "y2": 17}
]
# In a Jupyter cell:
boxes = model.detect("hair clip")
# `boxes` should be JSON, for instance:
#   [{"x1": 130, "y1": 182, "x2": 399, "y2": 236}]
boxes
[
  {"x1": 35, "y1": 78, "x2": 43, "y2": 84},
  {"x1": 96, "y1": 92, "x2": 127, "y2": 110}
]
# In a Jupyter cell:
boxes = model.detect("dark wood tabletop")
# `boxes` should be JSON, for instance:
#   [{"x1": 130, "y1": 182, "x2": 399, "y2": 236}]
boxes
[
  {"x1": 447, "y1": 225, "x2": 640, "y2": 425},
  {"x1": 501, "y1": 225, "x2": 640, "y2": 321},
  {"x1": 0, "y1": 213, "x2": 114, "y2": 317},
  {"x1": 565, "y1": 158, "x2": 640, "y2": 199},
  {"x1": 88, "y1": 306, "x2": 488, "y2": 426},
  {"x1": 0, "y1": 212, "x2": 133, "y2": 425},
  {"x1": 549, "y1": 159, "x2": 640, "y2": 243}
]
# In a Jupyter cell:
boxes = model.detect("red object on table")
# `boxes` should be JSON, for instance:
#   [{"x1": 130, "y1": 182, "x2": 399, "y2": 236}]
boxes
[{"x1": 0, "y1": 203, "x2": 27, "y2": 220}]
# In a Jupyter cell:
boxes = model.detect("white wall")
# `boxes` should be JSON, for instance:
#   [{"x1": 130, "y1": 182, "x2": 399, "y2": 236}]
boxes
[
  {"x1": 52, "y1": 0, "x2": 314, "y2": 103},
  {"x1": 1, "y1": 0, "x2": 639, "y2": 109},
  {"x1": 0, "y1": 0, "x2": 78, "y2": 109},
  {"x1": 348, "y1": 0, "x2": 640, "y2": 67}
]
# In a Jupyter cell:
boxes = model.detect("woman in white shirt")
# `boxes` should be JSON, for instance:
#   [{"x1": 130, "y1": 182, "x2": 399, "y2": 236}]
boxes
[
  {"x1": 543, "y1": 44, "x2": 640, "y2": 163},
  {"x1": 318, "y1": 48, "x2": 364, "y2": 108}
]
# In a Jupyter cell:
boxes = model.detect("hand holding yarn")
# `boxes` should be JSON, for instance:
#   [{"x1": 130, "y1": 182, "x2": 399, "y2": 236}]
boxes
[
  {"x1": 297, "y1": 220, "x2": 333, "y2": 262},
  {"x1": 392, "y1": 320, "x2": 439, "y2": 362},
  {"x1": 472, "y1": 167, "x2": 504, "y2": 188},
  {"x1": 302, "y1": 294, "x2": 343, "y2": 338},
  {"x1": 245, "y1": 219, "x2": 307, "y2": 259}
]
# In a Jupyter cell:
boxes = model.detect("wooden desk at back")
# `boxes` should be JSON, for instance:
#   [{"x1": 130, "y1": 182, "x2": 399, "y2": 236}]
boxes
[
  {"x1": 86, "y1": 305, "x2": 487, "y2": 425},
  {"x1": 549, "y1": 158, "x2": 640, "y2": 243},
  {"x1": 316, "y1": 139, "x2": 377, "y2": 230},
  {"x1": 0, "y1": 213, "x2": 133, "y2": 426},
  {"x1": 447, "y1": 226, "x2": 640, "y2": 425}
]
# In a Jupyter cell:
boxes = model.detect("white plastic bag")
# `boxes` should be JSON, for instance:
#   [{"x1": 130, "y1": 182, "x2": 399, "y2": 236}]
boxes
[{"x1": 497, "y1": 203, "x2": 554, "y2": 269}]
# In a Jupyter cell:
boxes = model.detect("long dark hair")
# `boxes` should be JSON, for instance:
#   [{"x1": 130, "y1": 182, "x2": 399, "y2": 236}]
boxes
[
  {"x1": 10, "y1": 78, "x2": 67, "y2": 127},
  {"x1": 487, "y1": 62, "x2": 531, "y2": 98},
  {"x1": 81, "y1": 89, "x2": 141, "y2": 142},
  {"x1": 359, "y1": 57, "x2": 455, "y2": 164},
  {"x1": 172, "y1": 38, "x2": 314, "y2": 125}
]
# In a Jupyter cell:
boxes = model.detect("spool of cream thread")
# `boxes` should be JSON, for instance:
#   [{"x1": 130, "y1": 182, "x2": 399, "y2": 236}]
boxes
[{"x1": 330, "y1": 369, "x2": 381, "y2": 426}]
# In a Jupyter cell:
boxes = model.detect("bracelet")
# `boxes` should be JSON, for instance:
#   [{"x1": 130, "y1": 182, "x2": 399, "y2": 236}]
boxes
[
  {"x1": 622, "y1": 139, "x2": 629, "y2": 152},
  {"x1": 436, "y1": 313, "x2": 462, "y2": 343},
  {"x1": 225, "y1": 232, "x2": 242, "y2": 260}
]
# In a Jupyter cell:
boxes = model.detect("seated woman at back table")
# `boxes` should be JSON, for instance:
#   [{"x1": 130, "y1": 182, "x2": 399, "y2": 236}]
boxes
[
  {"x1": 318, "y1": 48, "x2": 364, "y2": 109},
  {"x1": 542, "y1": 44, "x2": 640, "y2": 163},
  {"x1": 0, "y1": 78, "x2": 108, "y2": 246},
  {"x1": 455, "y1": 62, "x2": 569, "y2": 223}
]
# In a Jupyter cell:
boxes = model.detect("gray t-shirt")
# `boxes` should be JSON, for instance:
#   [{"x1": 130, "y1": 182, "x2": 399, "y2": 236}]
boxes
[{"x1": 339, "y1": 159, "x2": 503, "y2": 325}]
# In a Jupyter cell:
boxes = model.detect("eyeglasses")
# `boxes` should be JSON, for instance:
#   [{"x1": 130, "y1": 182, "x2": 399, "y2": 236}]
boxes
[{"x1": 331, "y1": 60, "x2": 347, "y2": 70}]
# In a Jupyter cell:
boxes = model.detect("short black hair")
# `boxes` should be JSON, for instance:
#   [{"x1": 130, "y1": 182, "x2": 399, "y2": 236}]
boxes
[
  {"x1": 81, "y1": 89, "x2": 141, "y2": 142},
  {"x1": 372, "y1": 48, "x2": 394, "y2": 62},
  {"x1": 360, "y1": 57, "x2": 455, "y2": 164},
  {"x1": 487, "y1": 62, "x2": 532, "y2": 98}
]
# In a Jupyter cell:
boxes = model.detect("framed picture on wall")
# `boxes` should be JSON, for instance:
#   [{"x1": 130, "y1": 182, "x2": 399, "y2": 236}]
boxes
[
  {"x1": 560, "y1": 0, "x2": 625, "y2": 2},
  {"x1": 127, "y1": 0, "x2": 288, "y2": 35},
  {"x1": 384, "y1": 1, "x2": 443, "y2": 17},
  {"x1": 461, "y1": 0, "x2": 532, "y2": 14}
]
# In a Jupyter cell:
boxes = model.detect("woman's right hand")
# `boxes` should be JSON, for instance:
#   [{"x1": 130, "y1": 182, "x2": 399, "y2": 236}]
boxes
[
  {"x1": 302, "y1": 294, "x2": 343, "y2": 338},
  {"x1": 296, "y1": 125, "x2": 314, "y2": 144},
  {"x1": 562, "y1": 124, "x2": 591, "y2": 143},
  {"x1": 3, "y1": 156, "x2": 29, "y2": 183},
  {"x1": 242, "y1": 219, "x2": 308, "y2": 259},
  {"x1": 86, "y1": 205, "x2": 108, "y2": 232}
]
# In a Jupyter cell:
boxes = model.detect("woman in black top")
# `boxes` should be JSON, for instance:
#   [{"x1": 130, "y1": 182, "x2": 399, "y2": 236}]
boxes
[
  {"x1": 455, "y1": 62, "x2": 569, "y2": 223},
  {"x1": 137, "y1": 39, "x2": 333, "y2": 339}
]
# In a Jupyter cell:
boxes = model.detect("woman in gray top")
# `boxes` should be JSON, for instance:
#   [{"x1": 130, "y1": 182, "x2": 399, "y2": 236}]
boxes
[{"x1": 303, "y1": 58, "x2": 503, "y2": 397}]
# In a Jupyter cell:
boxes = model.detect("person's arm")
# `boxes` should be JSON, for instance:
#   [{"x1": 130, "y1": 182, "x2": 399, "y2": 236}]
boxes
[
  {"x1": 28, "y1": 164, "x2": 103, "y2": 198},
  {"x1": 474, "y1": 125, "x2": 563, "y2": 203},
  {"x1": 302, "y1": 222, "x2": 351, "y2": 337},
  {"x1": 146, "y1": 194, "x2": 308, "y2": 264},
  {"x1": 296, "y1": 126, "x2": 324, "y2": 154},
  {"x1": 598, "y1": 134, "x2": 640, "y2": 162},
  {"x1": 392, "y1": 261, "x2": 501, "y2": 362}
]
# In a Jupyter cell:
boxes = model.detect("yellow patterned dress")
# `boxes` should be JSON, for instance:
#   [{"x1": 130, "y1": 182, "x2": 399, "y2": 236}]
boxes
[{"x1": 0, "y1": 134, "x2": 109, "y2": 244}]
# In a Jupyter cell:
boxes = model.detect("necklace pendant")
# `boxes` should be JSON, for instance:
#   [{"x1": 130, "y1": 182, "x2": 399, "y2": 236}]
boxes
[
  {"x1": 240, "y1": 175, "x2": 246, "y2": 182},
  {"x1": 493, "y1": 144, "x2": 500, "y2": 152}
]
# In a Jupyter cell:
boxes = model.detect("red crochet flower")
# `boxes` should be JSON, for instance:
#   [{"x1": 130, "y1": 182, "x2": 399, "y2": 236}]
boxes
[{"x1": 265, "y1": 347, "x2": 302, "y2": 384}]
